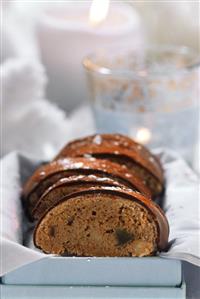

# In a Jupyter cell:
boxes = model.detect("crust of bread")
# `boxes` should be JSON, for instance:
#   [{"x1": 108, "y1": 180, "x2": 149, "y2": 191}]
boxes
[{"x1": 32, "y1": 175, "x2": 126, "y2": 220}]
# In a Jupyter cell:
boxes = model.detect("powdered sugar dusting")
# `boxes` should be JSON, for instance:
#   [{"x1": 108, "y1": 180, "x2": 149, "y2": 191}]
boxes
[
  {"x1": 84, "y1": 154, "x2": 92, "y2": 159},
  {"x1": 125, "y1": 173, "x2": 132, "y2": 178},
  {"x1": 88, "y1": 157, "x2": 96, "y2": 161},
  {"x1": 114, "y1": 151, "x2": 119, "y2": 154},
  {"x1": 93, "y1": 135, "x2": 102, "y2": 145},
  {"x1": 137, "y1": 145, "x2": 142, "y2": 150},
  {"x1": 74, "y1": 162, "x2": 84, "y2": 168},
  {"x1": 149, "y1": 157, "x2": 155, "y2": 163}
]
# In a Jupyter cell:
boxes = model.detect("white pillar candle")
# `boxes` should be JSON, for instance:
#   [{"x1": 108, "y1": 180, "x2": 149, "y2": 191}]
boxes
[{"x1": 37, "y1": 2, "x2": 143, "y2": 111}]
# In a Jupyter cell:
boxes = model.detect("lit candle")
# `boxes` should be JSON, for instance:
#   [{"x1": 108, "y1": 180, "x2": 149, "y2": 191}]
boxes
[
  {"x1": 89, "y1": 0, "x2": 110, "y2": 26},
  {"x1": 37, "y1": 1, "x2": 143, "y2": 111},
  {"x1": 135, "y1": 128, "x2": 152, "y2": 145}
]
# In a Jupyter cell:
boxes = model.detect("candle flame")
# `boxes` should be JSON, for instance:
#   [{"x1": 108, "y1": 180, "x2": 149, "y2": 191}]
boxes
[
  {"x1": 135, "y1": 128, "x2": 152, "y2": 145},
  {"x1": 89, "y1": 0, "x2": 110, "y2": 26}
]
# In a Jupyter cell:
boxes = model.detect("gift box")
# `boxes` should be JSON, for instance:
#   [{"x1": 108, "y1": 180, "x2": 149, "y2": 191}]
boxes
[
  {"x1": 1, "y1": 283, "x2": 186, "y2": 299},
  {"x1": 1, "y1": 150, "x2": 199, "y2": 299},
  {"x1": 2, "y1": 256, "x2": 181, "y2": 286},
  {"x1": 1, "y1": 257, "x2": 185, "y2": 299}
]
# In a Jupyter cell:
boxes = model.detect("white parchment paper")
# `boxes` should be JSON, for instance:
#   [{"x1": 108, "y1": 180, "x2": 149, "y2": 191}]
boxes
[{"x1": 0, "y1": 149, "x2": 199, "y2": 276}]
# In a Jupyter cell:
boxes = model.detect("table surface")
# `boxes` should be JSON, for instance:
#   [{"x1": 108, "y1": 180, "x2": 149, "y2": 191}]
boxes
[{"x1": 183, "y1": 261, "x2": 200, "y2": 299}]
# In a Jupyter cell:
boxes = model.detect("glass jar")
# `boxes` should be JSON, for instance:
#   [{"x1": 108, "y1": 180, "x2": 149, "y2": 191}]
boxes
[{"x1": 83, "y1": 45, "x2": 200, "y2": 161}]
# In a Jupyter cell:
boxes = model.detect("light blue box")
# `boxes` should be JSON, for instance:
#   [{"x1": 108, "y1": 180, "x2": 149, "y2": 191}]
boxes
[
  {"x1": 2, "y1": 257, "x2": 181, "y2": 287},
  {"x1": 0, "y1": 282, "x2": 186, "y2": 299}
]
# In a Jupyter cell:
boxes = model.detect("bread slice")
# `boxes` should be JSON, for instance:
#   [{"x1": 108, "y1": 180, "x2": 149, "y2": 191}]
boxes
[
  {"x1": 54, "y1": 134, "x2": 164, "y2": 197},
  {"x1": 34, "y1": 186, "x2": 169, "y2": 257},
  {"x1": 23, "y1": 157, "x2": 151, "y2": 217},
  {"x1": 32, "y1": 175, "x2": 126, "y2": 221}
]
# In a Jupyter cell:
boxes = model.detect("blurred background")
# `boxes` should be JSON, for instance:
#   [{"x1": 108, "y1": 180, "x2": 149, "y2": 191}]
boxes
[{"x1": 1, "y1": 0, "x2": 199, "y2": 171}]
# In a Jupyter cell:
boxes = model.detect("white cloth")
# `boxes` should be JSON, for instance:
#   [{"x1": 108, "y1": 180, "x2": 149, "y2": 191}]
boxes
[
  {"x1": 0, "y1": 149, "x2": 199, "y2": 276},
  {"x1": 1, "y1": 3, "x2": 82, "y2": 161},
  {"x1": 0, "y1": 59, "x2": 72, "y2": 160},
  {"x1": 157, "y1": 150, "x2": 200, "y2": 265}
]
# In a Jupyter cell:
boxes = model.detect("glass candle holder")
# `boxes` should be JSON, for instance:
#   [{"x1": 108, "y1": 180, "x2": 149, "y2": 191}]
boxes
[{"x1": 83, "y1": 45, "x2": 200, "y2": 160}]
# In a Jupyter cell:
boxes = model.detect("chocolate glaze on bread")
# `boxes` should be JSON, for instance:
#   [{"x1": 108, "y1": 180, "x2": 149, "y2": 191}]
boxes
[
  {"x1": 54, "y1": 134, "x2": 164, "y2": 197},
  {"x1": 23, "y1": 157, "x2": 151, "y2": 216},
  {"x1": 34, "y1": 186, "x2": 169, "y2": 256},
  {"x1": 22, "y1": 133, "x2": 169, "y2": 257},
  {"x1": 32, "y1": 175, "x2": 126, "y2": 220}
]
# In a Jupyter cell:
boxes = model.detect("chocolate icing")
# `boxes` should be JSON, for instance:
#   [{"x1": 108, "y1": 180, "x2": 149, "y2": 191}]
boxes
[
  {"x1": 23, "y1": 157, "x2": 151, "y2": 207},
  {"x1": 55, "y1": 134, "x2": 164, "y2": 185},
  {"x1": 32, "y1": 175, "x2": 126, "y2": 220}
]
